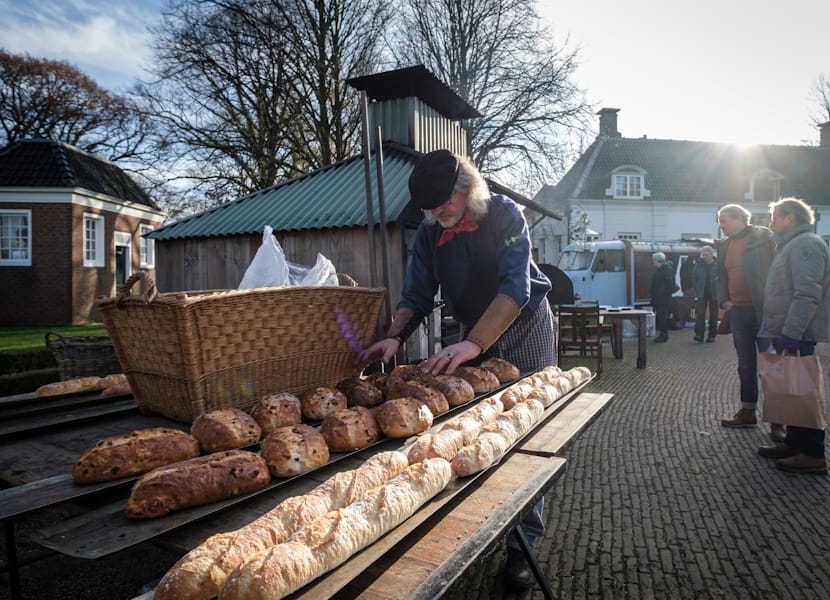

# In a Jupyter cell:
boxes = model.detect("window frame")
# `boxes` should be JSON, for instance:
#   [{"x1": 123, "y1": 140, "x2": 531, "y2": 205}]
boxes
[
  {"x1": 613, "y1": 174, "x2": 644, "y2": 199},
  {"x1": 0, "y1": 209, "x2": 32, "y2": 266},
  {"x1": 83, "y1": 213, "x2": 105, "y2": 268},
  {"x1": 139, "y1": 224, "x2": 155, "y2": 268}
]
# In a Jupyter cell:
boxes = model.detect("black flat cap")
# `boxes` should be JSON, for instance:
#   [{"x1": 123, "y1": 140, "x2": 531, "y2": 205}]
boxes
[{"x1": 408, "y1": 149, "x2": 460, "y2": 210}]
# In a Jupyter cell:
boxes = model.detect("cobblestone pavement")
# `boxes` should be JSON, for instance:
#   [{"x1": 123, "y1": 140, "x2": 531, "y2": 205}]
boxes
[
  {"x1": 528, "y1": 328, "x2": 830, "y2": 600},
  {"x1": 2, "y1": 328, "x2": 829, "y2": 599}
]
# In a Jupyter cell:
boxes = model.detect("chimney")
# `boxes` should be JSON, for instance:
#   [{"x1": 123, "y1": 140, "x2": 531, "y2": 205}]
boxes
[
  {"x1": 820, "y1": 121, "x2": 830, "y2": 147},
  {"x1": 597, "y1": 108, "x2": 621, "y2": 138}
]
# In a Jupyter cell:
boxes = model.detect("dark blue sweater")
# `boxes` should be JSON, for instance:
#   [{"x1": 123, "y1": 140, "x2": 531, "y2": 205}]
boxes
[{"x1": 398, "y1": 194, "x2": 551, "y2": 330}]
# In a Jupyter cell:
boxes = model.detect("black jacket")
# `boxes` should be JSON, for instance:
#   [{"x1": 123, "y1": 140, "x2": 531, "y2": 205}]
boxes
[{"x1": 649, "y1": 261, "x2": 676, "y2": 305}]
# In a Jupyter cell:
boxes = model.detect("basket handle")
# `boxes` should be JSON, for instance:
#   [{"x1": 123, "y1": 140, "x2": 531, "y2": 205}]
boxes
[
  {"x1": 45, "y1": 331, "x2": 63, "y2": 346},
  {"x1": 117, "y1": 270, "x2": 159, "y2": 306}
]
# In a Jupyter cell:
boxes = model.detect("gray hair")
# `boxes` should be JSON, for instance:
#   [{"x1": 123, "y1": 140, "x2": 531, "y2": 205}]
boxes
[
  {"x1": 770, "y1": 197, "x2": 815, "y2": 225},
  {"x1": 652, "y1": 252, "x2": 666, "y2": 264},
  {"x1": 423, "y1": 153, "x2": 490, "y2": 225},
  {"x1": 718, "y1": 204, "x2": 752, "y2": 223},
  {"x1": 700, "y1": 245, "x2": 715, "y2": 257}
]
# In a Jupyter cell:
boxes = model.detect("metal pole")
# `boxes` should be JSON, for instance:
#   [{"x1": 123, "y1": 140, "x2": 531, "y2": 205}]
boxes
[
  {"x1": 374, "y1": 126, "x2": 393, "y2": 327},
  {"x1": 359, "y1": 92, "x2": 377, "y2": 287}
]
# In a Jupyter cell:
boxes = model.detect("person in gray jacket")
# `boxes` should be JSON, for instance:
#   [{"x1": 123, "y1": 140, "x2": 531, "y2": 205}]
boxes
[{"x1": 756, "y1": 198, "x2": 829, "y2": 474}]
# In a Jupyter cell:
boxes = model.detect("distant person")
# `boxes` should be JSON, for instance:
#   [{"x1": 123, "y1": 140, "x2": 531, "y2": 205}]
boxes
[
  {"x1": 716, "y1": 204, "x2": 778, "y2": 439},
  {"x1": 649, "y1": 252, "x2": 675, "y2": 343},
  {"x1": 692, "y1": 246, "x2": 718, "y2": 343},
  {"x1": 756, "y1": 198, "x2": 828, "y2": 474}
]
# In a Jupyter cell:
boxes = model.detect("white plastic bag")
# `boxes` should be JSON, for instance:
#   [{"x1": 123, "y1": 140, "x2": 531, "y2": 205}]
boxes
[
  {"x1": 239, "y1": 227, "x2": 340, "y2": 289},
  {"x1": 238, "y1": 226, "x2": 289, "y2": 289}
]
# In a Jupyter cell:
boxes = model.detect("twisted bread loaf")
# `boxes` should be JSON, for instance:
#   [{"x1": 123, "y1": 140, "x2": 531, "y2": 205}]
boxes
[
  {"x1": 406, "y1": 396, "x2": 504, "y2": 464},
  {"x1": 219, "y1": 458, "x2": 452, "y2": 600},
  {"x1": 451, "y1": 398, "x2": 544, "y2": 477},
  {"x1": 155, "y1": 451, "x2": 409, "y2": 600}
]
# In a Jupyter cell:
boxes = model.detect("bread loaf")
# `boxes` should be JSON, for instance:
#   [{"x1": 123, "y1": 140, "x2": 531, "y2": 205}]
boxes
[
  {"x1": 362, "y1": 372, "x2": 389, "y2": 396},
  {"x1": 125, "y1": 450, "x2": 270, "y2": 519},
  {"x1": 480, "y1": 358, "x2": 521, "y2": 382},
  {"x1": 219, "y1": 458, "x2": 453, "y2": 600},
  {"x1": 406, "y1": 396, "x2": 505, "y2": 465},
  {"x1": 320, "y1": 406, "x2": 381, "y2": 451},
  {"x1": 191, "y1": 408, "x2": 262, "y2": 452},
  {"x1": 95, "y1": 373, "x2": 128, "y2": 390},
  {"x1": 35, "y1": 376, "x2": 102, "y2": 398},
  {"x1": 155, "y1": 451, "x2": 409, "y2": 600},
  {"x1": 375, "y1": 397, "x2": 433, "y2": 438},
  {"x1": 249, "y1": 393, "x2": 302, "y2": 434},
  {"x1": 386, "y1": 378, "x2": 449, "y2": 416},
  {"x1": 336, "y1": 377, "x2": 383, "y2": 408},
  {"x1": 451, "y1": 398, "x2": 544, "y2": 477},
  {"x1": 72, "y1": 427, "x2": 199, "y2": 484},
  {"x1": 435, "y1": 375, "x2": 475, "y2": 407},
  {"x1": 101, "y1": 381, "x2": 132, "y2": 398},
  {"x1": 452, "y1": 366, "x2": 501, "y2": 393},
  {"x1": 498, "y1": 380, "x2": 533, "y2": 410},
  {"x1": 260, "y1": 424, "x2": 329, "y2": 478},
  {"x1": 300, "y1": 387, "x2": 347, "y2": 421}
]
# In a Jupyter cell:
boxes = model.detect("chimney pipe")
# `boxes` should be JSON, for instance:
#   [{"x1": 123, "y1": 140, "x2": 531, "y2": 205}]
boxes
[
  {"x1": 597, "y1": 108, "x2": 621, "y2": 138},
  {"x1": 820, "y1": 121, "x2": 830, "y2": 147}
]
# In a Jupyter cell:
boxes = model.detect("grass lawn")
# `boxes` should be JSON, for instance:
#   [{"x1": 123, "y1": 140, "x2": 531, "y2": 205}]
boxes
[{"x1": 0, "y1": 324, "x2": 109, "y2": 352}]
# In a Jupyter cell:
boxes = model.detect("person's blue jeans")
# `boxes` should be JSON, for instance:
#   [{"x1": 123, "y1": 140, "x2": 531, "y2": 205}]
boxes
[
  {"x1": 728, "y1": 306, "x2": 769, "y2": 407},
  {"x1": 780, "y1": 341, "x2": 826, "y2": 458},
  {"x1": 507, "y1": 497, "x2": 544, "y2": 551}
]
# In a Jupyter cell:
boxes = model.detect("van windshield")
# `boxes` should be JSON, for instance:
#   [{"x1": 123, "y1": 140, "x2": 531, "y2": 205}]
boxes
[{"x1": 557, "y1": 250, "x2": 594, "y2": 271}]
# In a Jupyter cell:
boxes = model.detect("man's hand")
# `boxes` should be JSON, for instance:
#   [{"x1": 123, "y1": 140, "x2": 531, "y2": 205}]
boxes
[
  {"x1": 422, "y1": 340, "x2": 481, "y2": 376},
  {"x1": 356, "y1": 337, "x2": 400, "y2": 372},
  {"x1": 773, "y1": 335, "x2": 801, "y2": 355}
]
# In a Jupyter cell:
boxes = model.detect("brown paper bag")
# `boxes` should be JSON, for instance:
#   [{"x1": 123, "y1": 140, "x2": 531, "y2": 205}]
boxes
[{"x1": 759, "y1": 352, "x2": 827, "y2": 429}]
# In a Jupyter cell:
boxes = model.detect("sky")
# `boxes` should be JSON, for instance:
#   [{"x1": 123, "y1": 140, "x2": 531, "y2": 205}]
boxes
[{"x1": 1, "y1": 0, "x2": 829, "y2": 148}]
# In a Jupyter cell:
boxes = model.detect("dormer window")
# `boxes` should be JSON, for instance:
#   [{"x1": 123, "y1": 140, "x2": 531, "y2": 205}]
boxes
[{"x1": 606, "y1": 166, "x2": 650, "y2": 200}]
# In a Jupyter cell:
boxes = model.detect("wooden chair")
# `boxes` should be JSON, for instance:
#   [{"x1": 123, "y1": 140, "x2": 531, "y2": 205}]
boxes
[{"x1": 557, "y1": 304, "x2": 603, "y2": 376}]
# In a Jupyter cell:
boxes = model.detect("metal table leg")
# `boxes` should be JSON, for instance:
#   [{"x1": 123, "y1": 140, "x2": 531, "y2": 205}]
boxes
[
  {"x1": 3, "y1": 520, "x2": 21, "y2": 600},
  {"x1": 514, "y1": 524, "x2": 555, "y2": 600}
]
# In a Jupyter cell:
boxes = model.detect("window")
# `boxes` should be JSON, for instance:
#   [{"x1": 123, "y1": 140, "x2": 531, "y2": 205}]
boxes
[
  {"x1": 0, "y1": 210, "x2": 31, "y2": 266},
  {"x1": 614, "y1": 174, "x2": 643, "y2": 198},
  {"x1": 618, "y1": 232, "x2": 641, "y2": 241},
  {"x1": 606, "y1": 166, "x2": 649, "y2": 200},
  {"x1": 140, "y1": 225, "x2": 155, "y2": 268},
  {"x1": 83, "y1": 213, "x2": 105, "y2": 267}
]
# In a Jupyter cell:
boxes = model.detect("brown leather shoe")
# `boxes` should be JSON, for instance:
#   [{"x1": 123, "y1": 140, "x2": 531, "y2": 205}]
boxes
[
  {"x1": 770, "y1": 423, "x2": 786, "y2": 443},
  {"x1": 775, "y1": 453, "x2": 827, "y2": 474},
  {"x1": 721, "y1": 408, "x2": 756, "y2": 428},
  {"x1": 757, "y1": 443, "x2": 799, "y2": 459}
]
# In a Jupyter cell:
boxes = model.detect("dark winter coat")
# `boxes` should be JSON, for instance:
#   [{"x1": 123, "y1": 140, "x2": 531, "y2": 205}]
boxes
[{"x1": 649, "y1": 261, "x2": 676, "y2": 305}]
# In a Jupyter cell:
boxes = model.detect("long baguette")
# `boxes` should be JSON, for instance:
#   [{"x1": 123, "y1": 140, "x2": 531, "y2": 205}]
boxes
[
  {"x1": 155, "y1": 450, "x2": 409, "y2": 600},
  {"x1": 219, "y1": 458, "x2": 452, "y2": 600},
  {"x1": 451, "y1": 398, "x2": 544, "y2": 477}
]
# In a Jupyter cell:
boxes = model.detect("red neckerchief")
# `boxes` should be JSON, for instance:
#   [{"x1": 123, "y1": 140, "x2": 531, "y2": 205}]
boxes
[{"x1": 438, "y1": 215, "x2": 479, "y2": 247}]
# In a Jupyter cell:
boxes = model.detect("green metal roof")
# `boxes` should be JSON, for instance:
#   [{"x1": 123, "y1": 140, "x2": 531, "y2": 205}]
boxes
[
  {"x1": 148, "y1": 144, "x2": 421, "y2": 240},
  {"x1": 148, "y1": 143, "x2": 562, "y2": 241}
]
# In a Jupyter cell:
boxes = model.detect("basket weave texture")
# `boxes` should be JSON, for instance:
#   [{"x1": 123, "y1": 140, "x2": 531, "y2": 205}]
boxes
[
  {"x1": 97, "y1": 272, "x2": 386, "y2": 423},
  {"x1": 45, "y1": 332, "x2": 123, "y2": 380}
]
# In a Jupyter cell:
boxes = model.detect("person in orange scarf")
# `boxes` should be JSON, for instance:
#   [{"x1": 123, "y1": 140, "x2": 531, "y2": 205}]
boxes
[{"x1": 360, "y1": 149, "x2": 556, "y2": 589}]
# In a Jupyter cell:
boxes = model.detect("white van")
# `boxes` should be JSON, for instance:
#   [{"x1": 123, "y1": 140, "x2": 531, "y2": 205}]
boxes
[{"x1": 556, "y1": 239, "x2": 712, "y2": 307}]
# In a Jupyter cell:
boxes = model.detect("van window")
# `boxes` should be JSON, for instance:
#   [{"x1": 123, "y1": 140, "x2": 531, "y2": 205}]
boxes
[
  {"x1": 557, "y1": 250, "x2": 593, "y2": 271},
  {"x1": 591, "y1": 249, "x2": 625, "y2": 272}
]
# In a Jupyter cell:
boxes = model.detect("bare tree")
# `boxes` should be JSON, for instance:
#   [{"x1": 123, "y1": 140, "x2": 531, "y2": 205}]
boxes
[
  {"x1": 389, "y1": 0, "x2": 592, "y2": 194},
  {"x1": 139, "y1": 0, "x2": 391, "y2": 208},
  {"x1": 810, "y1": 73, "x2": 830, "y2": 127},
  {"x1": 0, "y1": 49, "x2": 153, "y2": 164}
]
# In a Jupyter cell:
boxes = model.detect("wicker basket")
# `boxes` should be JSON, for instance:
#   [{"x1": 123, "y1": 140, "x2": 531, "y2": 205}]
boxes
[
  {"x1": 96, "y1": 271, "x2": 386, "y2": 423},
  {"x1": 45, "y1": 332, "x2": 123, "y2": 380}
]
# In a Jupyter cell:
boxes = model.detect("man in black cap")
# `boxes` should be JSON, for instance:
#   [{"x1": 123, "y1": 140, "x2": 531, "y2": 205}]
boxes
[{"x1": 360, "y1": 149, "x2": 557, "y2": 589}]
